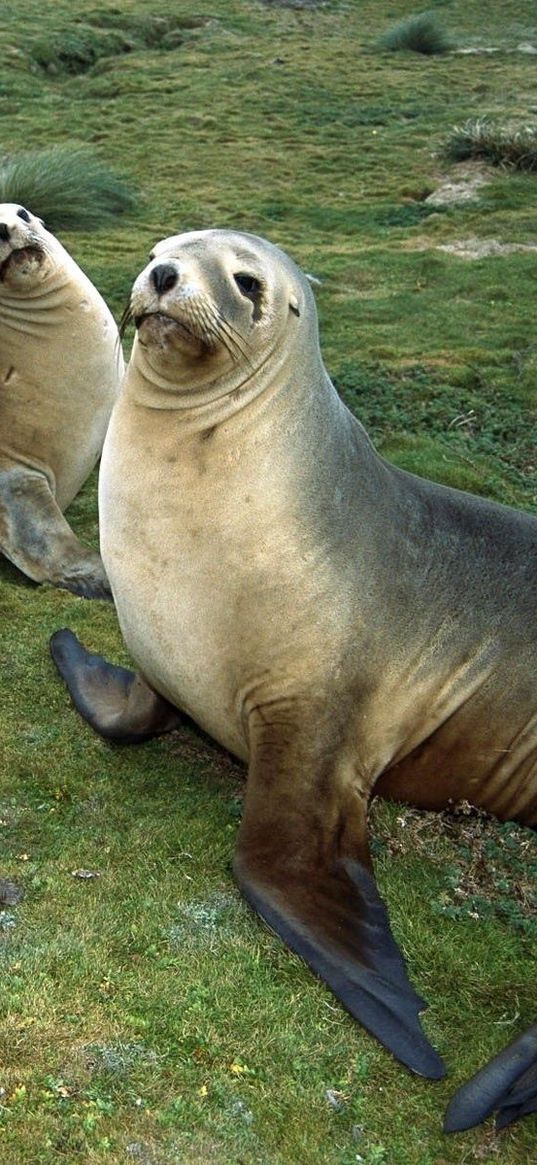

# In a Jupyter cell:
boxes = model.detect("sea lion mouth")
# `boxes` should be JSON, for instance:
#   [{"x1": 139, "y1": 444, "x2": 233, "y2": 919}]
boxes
[
  {"x1": 134, "y1": 310, "x2": 186, "y2": 333},
  {"x1": 133, "y1": 310, "x2": 210, "y2": 356},
  {"x1": 120, "y1": 293, "x2": 251, "y2": 365},
  {"x1": 0, "y1": 244, "x2": 45, "y2": 281}
]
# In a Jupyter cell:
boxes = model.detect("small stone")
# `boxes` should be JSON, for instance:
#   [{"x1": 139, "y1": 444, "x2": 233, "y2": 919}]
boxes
[
  {"x1": 0, "y1": 912, "x2": 17, "y2": 930},
  {"x1": 230, "y1": 1098, "x2": 254, "y2": 1124},
  {"x1": 0, "y1": 879, "x2": 23, "y2": 906},
  {"x1": 325, "y1": 1087, "x2": 346, "y2": 1111}
]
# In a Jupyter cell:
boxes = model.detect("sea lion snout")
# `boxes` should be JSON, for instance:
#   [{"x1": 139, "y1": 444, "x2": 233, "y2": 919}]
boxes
[
  {"x1": 0, "y1": 204, "x2": 47, "y2": 282},
  {"x1": 0, "y1": 204, "x2": 42, "y2": 247},
  {"x1": 130, "y1": 255, "x2": 231, "y2": 358},
  {"x1": 150, "y1": 262, "x2": 179, "y2": 296}
]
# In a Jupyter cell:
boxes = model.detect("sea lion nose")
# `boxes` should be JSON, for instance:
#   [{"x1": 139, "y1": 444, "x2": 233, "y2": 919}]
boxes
[
  {"x1": 151, "y1": 263, "x2": 178, "y2": 296},
  {"x1": 0, "y1": 223, "x2": 10, "y2": 243}
]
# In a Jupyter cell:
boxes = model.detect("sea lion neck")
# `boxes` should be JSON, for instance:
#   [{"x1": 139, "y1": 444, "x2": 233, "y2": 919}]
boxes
[
  {"x1": 0, "y1": 271, "x2": 98, "y2": 340},
  {"x1": 124, "y1": 321, "x2": 322, "y2": 429}
]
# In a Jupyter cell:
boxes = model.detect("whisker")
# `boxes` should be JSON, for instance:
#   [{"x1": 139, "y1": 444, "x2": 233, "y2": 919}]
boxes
[
  {"x1": 118, "y1": 300, "x2": 134, "y2": 341},
  {"x1": 195, "y1": 305, "x2": 244, "y2": 363},
  {"x1": 114, "y1": 333, "x2": 124, "y2": 371},
  {"x1": 216, "y1": 311, "x2": 252, "y2": 366}
]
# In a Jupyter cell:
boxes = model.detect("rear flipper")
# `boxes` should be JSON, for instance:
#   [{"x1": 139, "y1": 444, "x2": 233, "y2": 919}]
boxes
[
  {"x1": 234, "y1": 848, "x2": 445, "y2": 1079},
  {"x1": 0, "y1": 467, "x2": 111, "y2": 599},
  {"x1": 50, "y1": 628, "x2": 183, "y2": 743},
  {"x1": 234, "y1": 712, "x2": 446, "y2": 1080},
  {"x1": 444, "y1": 1024, "x2": 537, "y2": 1132}
]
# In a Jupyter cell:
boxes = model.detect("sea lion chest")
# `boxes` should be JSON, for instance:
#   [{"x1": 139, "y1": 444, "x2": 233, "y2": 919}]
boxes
[
  {"x1": 99, "y1": 393, "x2": 342, "y2": 757},
  {"x1": 0, "y1": 274, "x2": 121, "y2": 505}
]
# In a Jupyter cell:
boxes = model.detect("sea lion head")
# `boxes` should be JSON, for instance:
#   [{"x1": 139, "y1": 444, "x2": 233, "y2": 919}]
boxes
[
  {"x1": 123, "y1": 229, "x2": 318, "y2": 401},
  {"x1": 0, "y1": 204, "x2": 52, "y2": 289}
]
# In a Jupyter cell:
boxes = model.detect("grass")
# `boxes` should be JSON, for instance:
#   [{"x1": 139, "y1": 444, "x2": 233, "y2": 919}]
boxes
[
  {"x1": 444, "y1": 117, "x2": 537, "y2": 171},
  {"x1": 29, "y1": 13, "x2": 208, "y2": 75},
  {"x1": 376, "y1": 12, "x2": 454, "y2": 55},
  {"x1": 1, "y1": 0, "x2": 537, "y2": 1162},
  {"x1": 0, "y1": 145, "x2": 138, "y2": 230}
]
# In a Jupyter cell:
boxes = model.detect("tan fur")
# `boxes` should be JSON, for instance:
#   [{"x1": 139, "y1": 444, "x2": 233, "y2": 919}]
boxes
[{"x1": 101, "y1": 229, "x2": 537, "y2": 823}]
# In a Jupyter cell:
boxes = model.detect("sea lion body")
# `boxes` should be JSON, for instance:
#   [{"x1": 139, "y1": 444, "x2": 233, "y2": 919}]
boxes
[
  {"x1": 100, "y1": 231, "x2": 537, "y2": 821},
  {"x1": 0, "y1": 203, "x2": 123, "y2": 596},
  {"x1": 52, "y1": 229, "x2": 537, "y2": 1084}
]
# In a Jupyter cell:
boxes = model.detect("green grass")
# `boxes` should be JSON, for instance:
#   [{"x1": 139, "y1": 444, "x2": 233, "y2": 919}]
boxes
[
  {"x1": 1, "y1": 1, "x2": 537, "y2": 1162},
  {"x1": 28, "y1": 12, "x2": 208, "y2": 75}
]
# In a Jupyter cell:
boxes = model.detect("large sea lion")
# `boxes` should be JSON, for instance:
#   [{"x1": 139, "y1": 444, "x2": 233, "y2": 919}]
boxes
[
  {"x1": 50, "y1": 229, "x2": 537, "y2": 1092},
  {"x1": 0, "y1": 203, "x2": 123, "y2": 598}
]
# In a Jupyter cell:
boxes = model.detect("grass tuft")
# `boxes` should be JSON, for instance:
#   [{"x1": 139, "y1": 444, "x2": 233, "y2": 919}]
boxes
[
  {"x1": 376, "y1": 12, "x2": 453, "y2": 55},
  {"x1": 0, "y1": 145, "x2": 138, "y2": 231},
  {"x1": 443, "y1": 117, "x2": 537, "y2": 171},
  {"x1": 29, "y1": 14, "x2": 207, "y2": 75},
  {"x1": 30, "y1": 26, "x2": 135, "y2": 75}
]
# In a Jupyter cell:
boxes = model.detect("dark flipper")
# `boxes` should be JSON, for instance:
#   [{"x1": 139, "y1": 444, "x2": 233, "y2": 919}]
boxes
[
  {"x1": 50, "y1": 628, "x2": 183, "y2": 744},
  {"x1": 234, "y1": 849, "x2": 445, "y2": 1078},
  {"x1": 444, "y1": 1024, "x2": 537, "y2": 1132},
  {"x1": 234, "y1": 712, "x2": 445, "y2": 1080}
]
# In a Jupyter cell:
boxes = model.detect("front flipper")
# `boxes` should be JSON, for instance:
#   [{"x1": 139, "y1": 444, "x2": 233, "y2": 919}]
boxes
[
  {"x1": 233, "y1": 712, "x2": 445, "y2": 1079},
  {"x1": 0, "y1": 467, "x2": 111, "y2": 599},
  {"x1": 50, "y1": 628, "x2": 183, "y2": 744},
  {"x1": 444, "y1": 1024, "x2": 537, "y2": 1132}
]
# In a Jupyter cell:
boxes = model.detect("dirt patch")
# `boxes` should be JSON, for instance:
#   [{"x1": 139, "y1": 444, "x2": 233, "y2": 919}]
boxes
[
  {"x1": 438, "y1": 237, "x2": 537, "y2": 259},
  {"x1": 260, "y1": 0, "x2": 329, "y2": 7},
  {"x1": 424, "y1": 167, "x2": 489, "y2": 208},
  {"x1": 454, "y1": 43, "x2": 537, "y2": 56},
  {"x1": 373, "y1": 800, "x2": 537, "y2": 933}
]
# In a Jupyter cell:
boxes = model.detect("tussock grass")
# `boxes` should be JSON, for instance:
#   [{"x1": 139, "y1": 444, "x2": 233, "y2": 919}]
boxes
[
  {"x1": 0, "y1": 146, "x2": 137, "y2": 231},
  {"x1": 444, "y1": 117, "x2": 537, "y2": 170},
  {"x1": 376, "y1": 12, "x2": 453, "y2": 54}
]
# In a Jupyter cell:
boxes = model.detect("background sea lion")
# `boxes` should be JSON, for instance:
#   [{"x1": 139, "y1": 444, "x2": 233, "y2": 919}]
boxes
[
  {"x1": 50, "y1": 229, "x2": 537, "y2": 1086},
  {"x1": 0, "y1": 203, "x2": 123, "y2": 598}
]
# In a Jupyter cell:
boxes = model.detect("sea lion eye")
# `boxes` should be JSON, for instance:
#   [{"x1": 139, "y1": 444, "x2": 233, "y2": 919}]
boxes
[
  {"x1": 17, "y1": 208, "x2": 31, "y2": 222},
  {"x1": 234, "y1": 272, "x2": 261, "y2": 299}
]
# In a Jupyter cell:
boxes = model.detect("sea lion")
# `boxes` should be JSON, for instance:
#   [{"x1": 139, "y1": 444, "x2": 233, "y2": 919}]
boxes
[
  {"x1": 0, "y1": 203, "x2": 123, "y2": 598},
  {"x1": 50, "y1": 228, "x2": 537, "y2": 1085}
]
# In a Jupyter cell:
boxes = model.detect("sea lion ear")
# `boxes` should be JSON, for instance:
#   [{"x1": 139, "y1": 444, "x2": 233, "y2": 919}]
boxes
[{"x1": 289, "y1": 294, "x2": 300, "y2": 317}]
